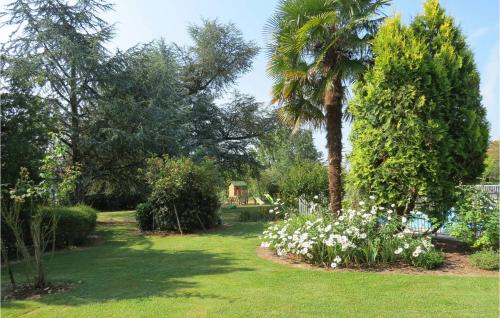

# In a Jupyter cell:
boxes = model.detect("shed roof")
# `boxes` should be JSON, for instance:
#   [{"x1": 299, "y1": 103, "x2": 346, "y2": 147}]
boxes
[{"x1": 230, "y1": 181, "x2": 247, "y2": 186}]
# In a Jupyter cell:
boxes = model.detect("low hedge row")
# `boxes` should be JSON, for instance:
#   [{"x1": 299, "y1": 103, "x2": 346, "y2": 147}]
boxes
[{"x1": 40, "y1": 204, "x2": 98, "y2": 247}]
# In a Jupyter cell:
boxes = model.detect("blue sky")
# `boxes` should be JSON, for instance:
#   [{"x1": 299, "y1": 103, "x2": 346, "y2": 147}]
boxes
[{"x1": 3, "y1": 0, "x2": 497, "y2": 158}]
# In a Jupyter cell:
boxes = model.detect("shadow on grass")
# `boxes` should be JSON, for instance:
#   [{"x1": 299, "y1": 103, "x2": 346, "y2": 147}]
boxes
[
  {"x1": 213, "y1": 222, "x2": 265, "y2": 239},
  {"x1": 1, "y1": 223, "x2": 254, "y2": 310}
]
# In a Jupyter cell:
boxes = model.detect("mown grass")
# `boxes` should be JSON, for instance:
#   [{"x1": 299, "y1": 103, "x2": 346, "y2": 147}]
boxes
[{"x1": 1, "y1": 209, "x2": 498, "y2": 318}]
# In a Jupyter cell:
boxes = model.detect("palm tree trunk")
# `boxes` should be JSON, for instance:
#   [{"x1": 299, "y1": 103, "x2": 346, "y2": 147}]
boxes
[{"x1": 324, "y1": 77, "x2": 343, "y2": 214}]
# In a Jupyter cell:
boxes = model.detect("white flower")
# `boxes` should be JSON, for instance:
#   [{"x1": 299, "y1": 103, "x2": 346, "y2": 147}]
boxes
[
  {"x1": 334, "y1": 256, "x2": 342, "y2": 263},
  {"x1": 387, "y1": 209, "x2": 393, "y2": 214},
  {"x1": 394, "y1": 247, "x2": 403, "y2": 255},
  {"x1": 379, "y1": 207, "x2": 385, "y2": 210},
  {"x1": 325, "y1": 224, "x2": 332, "y2": 232},
  {"x1": 314, "y1": 195, "x2": 319, "y2": 200},
  {"x1": 268, "y1": 209, "x2": 273, "y2": 213},
  {"x1": 402, "y1": 216, "x2": 407, "y2": 223},
  {"x1": 359, "y1": 201, "x2": 365, "y2": 206},
  {"x1": 404, "y1": 243, "x2": 409, "y2": 249},
  {"x1": 387, "y1": 216, "x2": 392, "y2": 220},
  {"x1": 369, "y1": 195, "x2": 376, "y2": 200},
  {"x1": 330, "y1": 262, "x2": 337, "y2": 269},
  {"x1": 338, "y1": 215, "x2": 345, "y2": 221},
  {"x1": 412, "y1": 246, "x2": 423, "y2": 257},
  {"x1": 359, "y1": 233, "x2": 367, "y2": 239},
  {"x1": 260, "y1": 242, "x2": 270, "y2": 248},
  {"x1": 391, "y1": 203, "x2": 396, "y2": 208}
]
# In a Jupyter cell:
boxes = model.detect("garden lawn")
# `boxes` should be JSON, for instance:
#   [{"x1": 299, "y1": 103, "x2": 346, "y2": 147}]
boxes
[{"x1": 1, "y1": 209, "x2": 498, "y2": 318}]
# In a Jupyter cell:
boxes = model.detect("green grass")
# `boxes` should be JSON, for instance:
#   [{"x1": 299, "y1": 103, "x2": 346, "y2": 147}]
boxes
[{"x1": 1, "y1": 209, "x2": 498, "y2": 318}]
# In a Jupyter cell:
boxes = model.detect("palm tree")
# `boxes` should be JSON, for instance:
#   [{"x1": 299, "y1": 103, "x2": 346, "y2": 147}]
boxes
[{"x1": 266, "y1": 0, "x2": 388, "y2": 213}]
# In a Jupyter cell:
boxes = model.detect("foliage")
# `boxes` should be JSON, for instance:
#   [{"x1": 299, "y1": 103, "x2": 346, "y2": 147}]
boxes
[
  {"x1": 38, "y1": 133, "x2": 80, "y2": 206},
  {"x1": 0, "y1": 135, "x2": 80, "y2": 288},
  {"x1": 238, "y1": 206, "x2": 275, "y2": 222},
  {"x1": 1, "y1": 0, "x2": 115, "y2": 201},
  {"x1": 180, "y1": 19, "x2": 259, "y2": 96},
  {"x1": 257, "y1": 125, "x2": 321, "y2": 169},
  {"x1": 450, "y1": 186, "x2": 499, "y2": 250},
  {"x1": 412, "y1": 0, "x2": 489, "y2": 184},
  {"x1": 39, "y1": 205, "x2": 97, "y2": 248},
  {"x1": 348, "y1": 0, "x2": 489, "y2": 221},
  {"x1": 266, "y1": 0, "x2": 389, "y2": 212},
  {"x1": 136, "y1": 157, "x2": 222, "y2": 232},
  {"x1": 1, "y1": 2, "x2": 268, "y2": 211},
  {"x1": 280, "y1": 162, "x2": 329, "y2": 204},
  {"x1": 81, "y1": 41, "x2": 188, "y2": 208},
  {"x1": 1, "y1": 171, "x2": 58, "y2": 288},
  {"x1": 81, "y1": 26, "x2": 267, "y2": 207},
  {"x1": 187, "y1": 92, "x2": 274, "y2": 178},
  {"x1": 482, "y1": 141, "x2": 499, "y2": 184},
  {"x1": 0, "y1": 92, "x2": 53, "y2": 188},
  {"x1": 135, "y1": 202, "x2": 154, "y2": 231},
  {"x1": 261, "y1": 199, "x2": 443, "y2": 269},
  {"x1": 470, "y1": 249, "x2": 499, "y2": 270},
  {"x1": 410, "y1": 249, "x2": 445, "y2": 270},
  {"x1": 254, "y1": 124, "x2": 322, "y2": 198}
]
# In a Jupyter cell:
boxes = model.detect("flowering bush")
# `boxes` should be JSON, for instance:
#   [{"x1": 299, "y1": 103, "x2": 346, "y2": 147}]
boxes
[{"x1": 261, "y1": 198, "x2": 444, "y2": 269}]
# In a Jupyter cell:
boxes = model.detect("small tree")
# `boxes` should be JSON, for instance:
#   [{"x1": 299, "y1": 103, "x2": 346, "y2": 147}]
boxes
[{"x1": 1, "y1": 134, "x2": 79, "y2": 289}]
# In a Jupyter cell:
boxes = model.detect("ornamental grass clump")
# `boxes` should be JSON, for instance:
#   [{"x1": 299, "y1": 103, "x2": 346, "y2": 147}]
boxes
[{"x1": 261, "y1": 198, "x2": 444, "y2": 269}]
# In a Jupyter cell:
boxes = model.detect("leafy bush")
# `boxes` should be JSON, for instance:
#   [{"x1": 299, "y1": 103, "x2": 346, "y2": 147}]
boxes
[
  {"x1": 410, "y1": 249, "x2": 445, "y2": 269},
  {"x1": 261, "y1": 198, "x2": 443, "y2": 269},
  {"x1": 135, "y1": 202, "x2": 154, "y2": 230},
  {"x1": 450, "y1": 186, "x2": 499, "y2": 249},
  {"x1": 40, "y1": 205, "x2": 97, "y2": 247},
  {"x1": 470, "y1": 249, "x2": 499, "y2": 270},
  {"x1": 137, "y1": 157, "x2": 222, "y2": 232}
]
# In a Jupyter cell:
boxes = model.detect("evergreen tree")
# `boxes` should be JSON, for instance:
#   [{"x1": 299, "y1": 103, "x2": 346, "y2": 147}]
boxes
[
  {"x1": 1, "y1": 0, "x2": 114, "y2": 201},
  {"x1": 349, "y1": 0, "x2": 489, "y2": 223}
]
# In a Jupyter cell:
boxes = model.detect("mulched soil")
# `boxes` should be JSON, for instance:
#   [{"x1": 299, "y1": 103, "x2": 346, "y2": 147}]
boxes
[
  {"x1": 1, "y1": 282, "x2": 76, "y2": 301},
  {"x1": 256, "y1": 238, "x2": 499, "y2": 277}
]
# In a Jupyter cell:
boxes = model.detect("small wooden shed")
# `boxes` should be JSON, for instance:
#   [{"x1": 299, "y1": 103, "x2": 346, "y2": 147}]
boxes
[{"x1": 228, "y1": 181, "x2": 248, "y2": 204}]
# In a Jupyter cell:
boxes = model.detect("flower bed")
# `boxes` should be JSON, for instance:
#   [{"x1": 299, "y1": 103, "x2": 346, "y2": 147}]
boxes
[{"x1": 261, "y1": 198, "x2": 444, "y2": 269}]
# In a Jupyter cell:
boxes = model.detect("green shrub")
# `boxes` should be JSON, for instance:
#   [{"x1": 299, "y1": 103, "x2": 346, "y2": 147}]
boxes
[
  {"x1": 238, "y1": 206, "x2": 274, "y2": 222},
  {"x1": 40, "y1": 204, "x2": 97, "y2": 247},
  {"x1": 470, "y1": 249, "x2": 499, "y2": 270},
  {"x1": 135, "y1": 202, "x2": 154, "y2": 230},
  {"x1": 137, "y1": 156, "x2": 222, "y2": 232},
  {"x1": 451, "y1": 186, "x2": 499, "y2": 249},
  {"x1": 410, "y1": 249, "x2": 445, "y2": 269}
]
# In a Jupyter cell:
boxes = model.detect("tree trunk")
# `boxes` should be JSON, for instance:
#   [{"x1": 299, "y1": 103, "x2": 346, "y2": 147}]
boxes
[
  {"x1": 1, "y1": 238, "x2": 16, "y2": 288},
  {"x1": 69, "y1": 67, "x2": 82, "y2": 203},
  {"x1": 324, "y1": 76, "x2": 343, "y2": 214}
]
